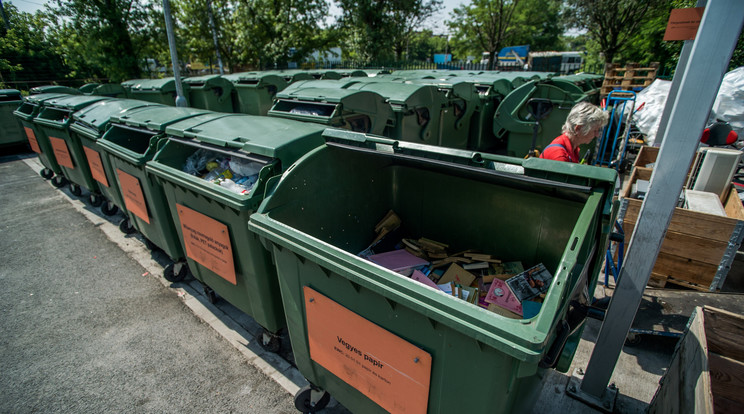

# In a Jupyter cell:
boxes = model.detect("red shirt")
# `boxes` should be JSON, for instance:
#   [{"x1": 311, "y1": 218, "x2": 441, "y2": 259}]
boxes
[{"x1": 540, "y1": 134, "x2": 580, "y2": 163}]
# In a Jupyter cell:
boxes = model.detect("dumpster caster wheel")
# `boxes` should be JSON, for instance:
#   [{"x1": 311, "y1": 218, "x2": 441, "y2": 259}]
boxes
[
  {"x1": 203, "y1": 286, "x2": 218, "y2": 304},
  {"x1": 101, "y1": 201, "x2": 118, "y2": 216},
  {"x1": 260, "y1": 329, "x2": 281, "y2": 353},
  {"x1": 625, "y1": 332, "x2": 641, "y2": 346},
  {"x1": 163, "y1": 262, "x2": 188, "y2": 283},
  {"x1": 69, "y1": 184, "x2": 83, "y2": 197},
  {"x1": 88, "y1": 194, "x2": 103, "y2": 207},
  {"x1": 51, "y1": 175, "x2": 67, "y2": 188},
  {"x1": 294, "y1": 385, "x2": 330, "y2": 413},
  {"x1": 41, "y1": 168, "x2": 54, "y2": 179},
  {"x1": 118, "y1": 218, "x2": 137, "y2": 235}
]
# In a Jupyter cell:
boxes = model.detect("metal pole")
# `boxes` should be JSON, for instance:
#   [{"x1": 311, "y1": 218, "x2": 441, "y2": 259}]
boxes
[
  {"x1": 162, "y1": 0, "x2": 188, "y2": 107},
  {"x1": 571, "y1": 1, "x2": 744, "y2": 411},
  {"x1": 206, "y1": 0, "x2": 224, "y2": 75}
]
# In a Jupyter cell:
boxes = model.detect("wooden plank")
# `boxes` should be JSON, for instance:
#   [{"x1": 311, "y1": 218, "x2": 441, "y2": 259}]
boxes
[
  {"x1": 623, "y1": 220, "x2": 729, "y2": 266},
  {"x1": 624, "y1": 199, "x2": 738, "y2": 242},
  {"x1": 665, "y1": 277, "x2": 713, "y2": 292},
  {"x1": 723, "y1": 187, "x2": 744, "y2": 220},
  {"x1": 633, "y1": 146, "x2": 659, "y2": 170},
  {"x1": 703, "y1": 306, "x2": 744, "y2": 361},
  {"x1": 648, "y1": 307, "x2": 714, "y2": 414},
  {"x1": 709, "y1": 352, "x2": 744, "y2": 412}
]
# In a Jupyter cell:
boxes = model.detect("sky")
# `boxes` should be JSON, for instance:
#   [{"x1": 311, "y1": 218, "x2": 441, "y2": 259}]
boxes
[{"x1": 9, "y1": 0, "x2": 463, "y2": 35}]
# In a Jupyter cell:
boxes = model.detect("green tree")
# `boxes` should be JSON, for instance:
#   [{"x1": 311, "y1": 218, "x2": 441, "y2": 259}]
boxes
[
  {"x1": 564, "y1": 0, "x2": 664, "y2": 65},
  {"x1": 174, "y1": 0, "x2": 236, "y2": 72},
  {"x1": 0, "y1": 3, "x2": 70, "y2": 88},
  {"x1": 407, "y1": 30, "x2": 448, "y2": 61},
  {"x1": 337, "y1": 0, "x2": 443, "y2": 63},
  {"x1": 447, "y1": 0, "x2": 523, "y2": 70},
  {"x1": 50, "y1": 0, "x2": 154, "y2": 82},
  {"x1": 507, "y1": 0, "x2": 564, "y2": 52}
]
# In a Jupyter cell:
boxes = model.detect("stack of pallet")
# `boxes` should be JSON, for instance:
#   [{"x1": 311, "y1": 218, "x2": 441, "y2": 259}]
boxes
[{"x1": 601, "y1": 62, "x2": 660, "y2": 96}]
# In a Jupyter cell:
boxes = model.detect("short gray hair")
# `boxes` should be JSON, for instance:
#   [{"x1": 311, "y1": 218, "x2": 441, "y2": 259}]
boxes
[{"x1": 562, "y1": 102, "x2": 609, "y2": 138}]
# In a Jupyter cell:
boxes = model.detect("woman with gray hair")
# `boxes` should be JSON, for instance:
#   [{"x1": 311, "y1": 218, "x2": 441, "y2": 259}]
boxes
[{"x1": 540, "y1": 102, "x2": 609, "y2": 163}]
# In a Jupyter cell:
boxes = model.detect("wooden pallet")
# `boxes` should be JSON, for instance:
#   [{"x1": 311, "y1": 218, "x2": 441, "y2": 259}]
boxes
[{"x1": 601, "y1": 62, "x2": 659, "y2": 96}]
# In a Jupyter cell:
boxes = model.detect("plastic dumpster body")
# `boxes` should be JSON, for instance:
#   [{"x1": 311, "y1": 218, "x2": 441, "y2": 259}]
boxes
[
  {"x1": 347, "y1": 82, "x2": 450, "y2": 146},
  {"x1": 120, "y1": 79, "x2": 149, "y2": 98},
  {"x1": 146, "y1": 115, "x2": 327, "y2": 348},
  {"x1": 129, "y1": 78, "x2": 189, "y2": 106},
  {"x1": 97, "y1": 109, "x2": 220, "y2": 273},
  {"x1": 493, "y1": 79, "x2": 587, "y2": 158},
  {"x1": 0, "y1": 89, "x2": 25, "y2": 147},
  {"x1": 30, "y1": 85, "x2": 82, "y2": 95},
  {"x1": 68, "y1": 99, "x2": 164, "y2": 208},
  {"x1": 12, "y1": 93, "x2": 72, "y2": 180},
  {"x1": 222, "y1": 72, "x2": 288, "y2": 116},
  {"x1": 89, "y1": 83, "x2": 128, "y2": 98},
  {"x1": 265, "y1": 70, "x2": 314, "y2": 84},
  {"x1": 268, "y1": 86, "x2": 392, "y2": 135},
  {"x1": 249, "y1": 129, "x2": 617, "y2": 414},
  {"x1": 78, "y1": 83, "x2": 100, "y2": 94},
  {"x1": 183, "y1": 74, "x2": 235, "y2": 113},
  {"x1": 32, "y1": 95, "x2": 110, "y2": 188}
]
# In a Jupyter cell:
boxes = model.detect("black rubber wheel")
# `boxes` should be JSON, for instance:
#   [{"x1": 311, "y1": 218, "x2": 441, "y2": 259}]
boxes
[
  {"x1": 260, "y1": 329, "x2": 281, "y2": 353},
  {"x1": 204, "y1": 286, "x2": 218, "y2": 304},
  {"x1": 118, "y1": 218, "x2": 137, "y2": 235},
  {"x1": 163, "y1": 262, "x2": 188, "y2": 282},
  {"x1": 294, "y1": 385, "x2": 330, "y2": 413},
  {"x1": 69, "y1": 184, "x2": 83, "y2": 197},
  {"x1": 625, "y1": 333, "x2": 642, "y2": 346},
  {"x1": 40, "y1": 168, "x2": 54, "y2": 179},
  {"x1": 51, "y1": 175, "x2": 68, "y2": 188},
  {"x1": 101, "y1": 201, "x2": 118, "y2": 216},
  {"x1": 88, "y1": 194, "x2": 103, "y2": 207}
]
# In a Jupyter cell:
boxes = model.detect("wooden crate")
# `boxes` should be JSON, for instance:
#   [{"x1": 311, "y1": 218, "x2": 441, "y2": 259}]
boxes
[
  {"x1": 619, "y1": 167, "x2": 744, "y2": 291},
  {"x1": 633, "y1": 145, "x2": 660, "y2": 171},
  {"x1": 601, "y1": 62, "x2": 659, "y2": 96},
  {"x1": 649, "y1": 306, "x2": 744, "y2": 413}
]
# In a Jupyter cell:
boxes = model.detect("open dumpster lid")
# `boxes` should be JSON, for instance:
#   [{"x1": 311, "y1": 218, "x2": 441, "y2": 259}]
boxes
[{"x1": 71, "y1": 99, "x2": 164, "y2": 135}]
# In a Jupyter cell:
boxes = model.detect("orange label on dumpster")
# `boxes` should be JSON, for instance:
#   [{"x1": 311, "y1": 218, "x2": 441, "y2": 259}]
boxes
[
  {"x1": 304, "y1": 286, "x2": 431, "y2": 414},
  {"x1": 84, "y1": 146, "x2": 109, "y2": 187},
  {"x1": 49, "y1": 136, "x2": 74, "y2": 169},
  {"x1": 664, "y1": 7, "x2": 704, "y2": 41},
  {"x1": 117, "y1": 169, "x2": 150, "y2": 224},
  {"x1": 25, "y1": 127, "x2": 41, "y2": 153},
  {"x1": 176, "y1": 204, "x2": 236, "y2": 285}
]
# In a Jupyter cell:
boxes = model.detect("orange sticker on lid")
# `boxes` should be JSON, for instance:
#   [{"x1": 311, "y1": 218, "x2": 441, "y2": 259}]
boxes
[
  {"x1": 117, "y1": 169, "x2": 150, "y2": 224},
  {"x1": 25, "y1": 127, "x2": 41, "y2": 153},
  {"x1": 304, "y1": 286, "x2": 432, "y2": 414},
  {"x1": 176, "y1": 204, "x2": 236, "y2": 285},
  {"x1": 84, "y1": 146, "x2": 108, "y2": 187},
  {"x1": 49, "y1": 136, "x2": 74, "y2": 169}
]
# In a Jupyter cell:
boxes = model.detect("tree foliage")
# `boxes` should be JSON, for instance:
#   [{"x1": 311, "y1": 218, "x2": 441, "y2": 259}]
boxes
[
  {"x1": 337, "y1": 0, "x2": 443, "y2": 63},
  {"x1": 447, "y1": 0, "x2": 522, "y2": 69}
]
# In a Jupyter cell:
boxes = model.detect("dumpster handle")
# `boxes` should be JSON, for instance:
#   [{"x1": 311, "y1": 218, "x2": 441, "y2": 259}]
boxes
[{"x1": 325, "y1": 141, "x2": 593, "y2": 193}]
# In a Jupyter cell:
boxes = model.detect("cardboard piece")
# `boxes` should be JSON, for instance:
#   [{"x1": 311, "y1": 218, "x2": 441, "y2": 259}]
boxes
[{"x1": 438, "y1": 263, "x2": 476, "y2": 287}]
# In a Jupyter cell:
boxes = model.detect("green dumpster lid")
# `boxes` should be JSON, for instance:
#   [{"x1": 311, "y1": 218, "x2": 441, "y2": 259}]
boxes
[
  {"x1": 43, "y1": 94, "x2": 111, "y2": 111},
  {"x1": 263, "y1": 70, "x2": 314, "y2": 83},
  {"x1": 121, "y1": 78, "x2": 149, "y2": 87},
  {"x1": 276, "y1": 86, "x2": 370, "y2": 102},
  {"x1": 79, "y1": 83, "x2": 100, "y2": 94},
  {"x1": 22, "y1": 93, "x2": 69, "y2": 104},
  {"x1": 347, "y1": 82, "x2": 445, "y2": 106},
  {"x1": 110, "y1": 105, "x2": 214, "y2": 132},
  {"x1": 90, "y1": 83, "x2": 127, "y2": 97},
  {"x1": 281, "y1": 79, "x2": 362, "y2": 93},
  {"x1": 223, "y1": 71, "x2": 287, "y2": 85},
  {"x1": 129, "y1": 78, "x2": 179, "y2": 92},
  {"x1": 183, "y1": 74, "x2": 232, "y2": 87},
  {"x1": 30, "y1": 85, "x2": 82, "y2": 95},
  {"x1": 0, "y1": 89, "x2": 22, "y2": 98},
  {"x1": 164, "y1": 114, "x2": 326, "y2": 165},
  {"x1": 404, "y1": 78, "x2": 480, "y2": 101},
  {"x1": 71, "y1": 99, "x2": 164, "y2": 134}
]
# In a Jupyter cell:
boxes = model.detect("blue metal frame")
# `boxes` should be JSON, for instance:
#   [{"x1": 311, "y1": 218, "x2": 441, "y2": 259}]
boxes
[
  {"x1": 604, "y1": 220, "x2": 625, "y2": 287},
  {"x1": 593, "y1": 90, "x2": 636, "y2": 170}
]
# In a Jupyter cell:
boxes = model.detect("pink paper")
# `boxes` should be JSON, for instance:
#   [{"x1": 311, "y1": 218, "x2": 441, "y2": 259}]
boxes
[
  {"x1": 411, "y1": 269, "x2": 441, "y2": 290},
  {"x1": 484, "y1": 278, "x2": 523, "y2": 316},
  {"x1": 368, "y1": 249, "x2": 429, "y2": 273}
]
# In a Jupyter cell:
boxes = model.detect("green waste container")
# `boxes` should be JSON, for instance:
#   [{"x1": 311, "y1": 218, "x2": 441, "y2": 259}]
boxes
[
  {"x1": 67, "y1": 99, "x2": 164, "y2": 210},
  {"x1": 248, "y1": 128, "x2": 617, "y2": 414},
  {"x1": 12, "y1": 93, "x2": 72, "y2": 181},
  {"x1": 222, "y1": 72, "x2": 288, "y2": 115},
  {"x1": 30, "y1": 85, "x2": 82, "y2": 95},
  {"x1": 121, "y1": 79, "x2": 149, "y2": 98},
  {"x1": 266, "y1": 70, "x2": 314, "y2": 84},
  {"x1": 493, "y1": 79, "x2": 587, "y2": 158},
  {"x1": 183, "y1": 74, "x2": 235, "y2": 113},
  {"x1": 553, "y1": 74, "x2": 604, "y2": 105},
  {"x1": 268, "y1": 84, "x2": 392, "y2": 135},
  {"x1": 146, "y1": 115, "x2": 327, "y2": 349},
  {"x1": 32, "y1": 94, "x2": 112, "y2": 195},
  {"x1": 88, "y1": 83, "x2": 128, "y2": 98},
  {"x1": 347, "y1": 81, "x2": 451, "y2": 146},
  {"x1": 79, "y1": 83, "x2": 100, "y2": 94},
  {"x1": 97, "y1": 106, "x2": 215, "y2": 250},
  {"x1": 129, "y1": 78, "x2": 190, "y2": 106},
  {"x1": 0, "y1": 89, "x2": 25, "y2": 147}
]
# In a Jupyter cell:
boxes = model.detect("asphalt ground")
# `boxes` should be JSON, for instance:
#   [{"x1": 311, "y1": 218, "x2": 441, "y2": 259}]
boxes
[{"x1": 1, "y1": 144, "x2": 691, "y2": 414}]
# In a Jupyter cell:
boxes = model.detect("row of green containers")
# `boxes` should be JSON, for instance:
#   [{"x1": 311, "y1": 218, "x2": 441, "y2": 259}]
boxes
[{"x1": 13, "y1": 90, "x2": 617, "y2": 413}]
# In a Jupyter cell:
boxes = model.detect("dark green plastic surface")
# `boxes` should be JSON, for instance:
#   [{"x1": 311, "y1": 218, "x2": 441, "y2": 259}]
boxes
[
  {"x1": 0, "y1": 89, "x2": 25, "y2": 146},
  {"x1": 183, "y1": 75, "x2": 235, "y2": 113}
]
